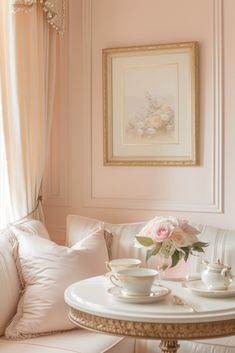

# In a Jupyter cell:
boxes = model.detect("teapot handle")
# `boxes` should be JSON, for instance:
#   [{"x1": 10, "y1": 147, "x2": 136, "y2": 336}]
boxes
[{"x1": 221, "y1": 267, "x2": 231, "y2": 277}]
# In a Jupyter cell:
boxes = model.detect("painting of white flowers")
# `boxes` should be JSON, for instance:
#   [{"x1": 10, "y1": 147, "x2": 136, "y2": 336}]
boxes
[{"x1": 103, "y1": 42, "x2": 198, "y2": 166}]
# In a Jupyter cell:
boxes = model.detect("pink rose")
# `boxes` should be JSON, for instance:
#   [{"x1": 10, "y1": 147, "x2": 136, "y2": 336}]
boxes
[{"x1": 153, "y1": 223, "x2": 173, "y2": 242}]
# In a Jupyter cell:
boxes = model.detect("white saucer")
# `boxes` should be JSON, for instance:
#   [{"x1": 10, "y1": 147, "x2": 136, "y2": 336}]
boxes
[
  {"x1": 182, "y1": 280, "x2": 235, "y2": 298},
  {"x1": 107, "y1": 286, "x2": 171, "y2": 304}
]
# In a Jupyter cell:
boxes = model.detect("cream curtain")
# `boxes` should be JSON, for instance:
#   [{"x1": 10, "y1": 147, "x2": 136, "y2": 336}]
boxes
[{"x1": 0, "y1": 0, "x2": 59, "y2": 228}]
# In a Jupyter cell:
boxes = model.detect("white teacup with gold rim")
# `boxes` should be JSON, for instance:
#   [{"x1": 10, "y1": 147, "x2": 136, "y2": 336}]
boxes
[
  {"x1": 106, "y1": 258, "x2": 142, "y2": 274},
  {"x1": 110, "y1": 268, "x2": 159, "y2": 297}
]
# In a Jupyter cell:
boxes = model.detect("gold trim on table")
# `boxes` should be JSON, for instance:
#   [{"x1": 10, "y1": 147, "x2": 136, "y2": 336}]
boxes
[{"x1": 69, "y1": 308, "x2": 235, "y2": 340}]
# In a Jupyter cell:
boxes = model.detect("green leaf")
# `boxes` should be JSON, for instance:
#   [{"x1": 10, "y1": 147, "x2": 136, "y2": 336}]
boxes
[
  {"x1": 146, "y1": 243, "x2": 162, "y2": 261},
  {"x1": 171, "y1": 250, "x2": 181, "y2": 268},
  {"x1": 161, "y1": 263, "x2": 169, "y2": 271},
  {"x1": 193, "y1": 241, "x2": 209, "y2": 248},
  {"x1": 191, "y1": 241, "x2": 208, "y2": 254},
  {"x1": 181, "y1": 247, "x2": 190, "y2": 262},
  {"x1": 135, "y1": 236, "x2": 154, "y2": 247},
  {"x1": 193, "y1": 247, "x2": 205, "y2": 253}
]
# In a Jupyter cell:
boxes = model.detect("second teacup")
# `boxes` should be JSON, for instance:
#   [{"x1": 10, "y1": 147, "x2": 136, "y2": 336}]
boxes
[
  {"x1": 111, "y1": 268, "x2": 159, "y2": 296},
  {"x1": 106, "y1": 258, "x2": 142, "y2": 273}
]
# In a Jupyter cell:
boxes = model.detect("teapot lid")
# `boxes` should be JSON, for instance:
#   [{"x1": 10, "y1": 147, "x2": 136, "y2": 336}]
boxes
[{"x1": 207, "y1": 259, "x2": 229, "y2": 270}]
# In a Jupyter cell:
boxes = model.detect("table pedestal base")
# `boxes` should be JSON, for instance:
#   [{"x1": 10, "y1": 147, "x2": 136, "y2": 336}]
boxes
[{"x1": 159, "y1": 340, "x2": 180, "y2": 353}]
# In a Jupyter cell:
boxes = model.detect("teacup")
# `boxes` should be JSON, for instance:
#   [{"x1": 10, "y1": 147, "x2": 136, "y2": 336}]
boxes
[
  {"x1": 110, "y1": 268, "x2": 159, "y2": 296},
  {"x1": 106, "y1": 258, "x2": 142, "y2": 273}
]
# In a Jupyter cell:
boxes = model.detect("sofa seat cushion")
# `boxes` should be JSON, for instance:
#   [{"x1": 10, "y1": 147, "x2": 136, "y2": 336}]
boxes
[
  {"x1": 0, "y1": 330, "x2": 134, "y2": 353},
  {"x1": 135, "y1": 337, "x2": 235, "y2": 353}
]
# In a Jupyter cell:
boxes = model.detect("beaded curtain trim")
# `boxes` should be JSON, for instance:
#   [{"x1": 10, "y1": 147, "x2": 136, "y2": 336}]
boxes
[{"x1": 11, "y1": 0, "x2": 65, "y2": 34}]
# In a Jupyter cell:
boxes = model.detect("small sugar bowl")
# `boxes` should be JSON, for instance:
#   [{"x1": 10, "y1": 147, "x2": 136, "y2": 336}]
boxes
[{"x1": 201, "y1": 259, "x2": 233, "y2": 290}]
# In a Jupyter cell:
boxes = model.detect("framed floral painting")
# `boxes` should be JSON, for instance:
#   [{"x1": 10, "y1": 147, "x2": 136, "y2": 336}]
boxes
[{"x1": 103, "y1": 42, "x2": 199, "y2": 166}]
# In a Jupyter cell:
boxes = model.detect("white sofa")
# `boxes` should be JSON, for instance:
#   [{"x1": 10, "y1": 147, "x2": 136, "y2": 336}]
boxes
[
  {"x1": 0, "y1": 215, "x2": 235, "y2": 353},
  {"x1": 0, "y1": 219, "x2": 135, "y2": 353}
]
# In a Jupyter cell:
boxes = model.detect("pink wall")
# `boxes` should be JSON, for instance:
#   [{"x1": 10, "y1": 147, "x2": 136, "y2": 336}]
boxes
[{"x1": 43, "y1": 0, "x2": 235, "y2": 244}]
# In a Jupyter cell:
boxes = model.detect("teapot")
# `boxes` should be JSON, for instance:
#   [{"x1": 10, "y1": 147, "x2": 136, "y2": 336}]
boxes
[{"x1": 201, "y1": 259, "x2": 233, "y2": 290}]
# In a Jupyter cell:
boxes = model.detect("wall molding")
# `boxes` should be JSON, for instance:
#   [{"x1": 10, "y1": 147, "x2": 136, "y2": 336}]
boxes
[{"x1": 82, "y1": 0, "x2": 224, "y2": 213}]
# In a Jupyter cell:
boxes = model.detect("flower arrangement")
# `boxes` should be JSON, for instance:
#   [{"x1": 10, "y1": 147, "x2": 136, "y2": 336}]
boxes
[
  {"x1": 135, "y1": 216, "x2": 208, "y2": 269},
  {"x1": 126, "y1": 92, "x2": 175, "y2": 139}
]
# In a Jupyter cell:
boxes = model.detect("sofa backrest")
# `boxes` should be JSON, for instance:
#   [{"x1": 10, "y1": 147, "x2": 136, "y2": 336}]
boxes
[
  {"x1": 66, "y1": 215, "x2": 104, "y2": 246},
  {"x1": 188, "y1": 224, "x2": 235, "y2": 274},
  {"x1": 0, "y1": 219, "x2": 50, "y2": 336},
  {"x1": 67, "y1": 215, "x2": 235, "y2": 277}
]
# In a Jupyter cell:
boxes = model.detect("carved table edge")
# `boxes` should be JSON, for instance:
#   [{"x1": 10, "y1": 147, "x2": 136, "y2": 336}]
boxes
[{"x1": 69, "y1": 308, "x2": 235, "y2": 340}]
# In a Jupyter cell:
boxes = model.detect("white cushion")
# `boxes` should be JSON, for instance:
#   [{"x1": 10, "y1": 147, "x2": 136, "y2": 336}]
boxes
[
  {"x1": 0, "y1": 219, "x2": 51, "y2": 336},
  {"x1": 66, "y1": 215, "x2": 147, "y2": 260},
  {"x1": 14, "y1": 219, "x2": 50, "y2": 240},
  {"x1": 0, "y1": 330, "x2": 134, "y2": 353},
  {"x1": 5, "y1": 227, "x2": 109, "y2": 339},
  {"x1": 66, "y1": 215, "x2": 104, "y2": 246}
]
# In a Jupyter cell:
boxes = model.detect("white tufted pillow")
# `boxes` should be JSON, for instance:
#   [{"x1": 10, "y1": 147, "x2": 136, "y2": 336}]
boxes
[{"x1": 5, "y1": 226, "x2": 108, "y2": 340}]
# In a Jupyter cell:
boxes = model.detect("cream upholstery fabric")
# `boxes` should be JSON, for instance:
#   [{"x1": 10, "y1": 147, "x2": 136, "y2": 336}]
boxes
[
  {"x1": 0, "y1": 330, "x2": 134, "y2": 353},
  {"x1": 67, "y1": 215, "x2": 187, "y2": 277},
  {"x1": 14, "y1": 219, "x2": 50, "y2": 239},
  {"x1": 67, "y1": 215, "x2": 147, "y2": 260},
  {"x1": 66, "y1": 215, "x2": 235, "y2": 275},
  {"x1": 187, "y1": 224, "x2": 235, "y2": 275},
  {"x1": 0, "y1": 235, "x2": 21, "y2": 336},
  {"x1": 0, "y1": 218, "x2": 50, "y2": 336},
  {"x1": 66, "y1": 215, "x2": 104, "y2": 246}
]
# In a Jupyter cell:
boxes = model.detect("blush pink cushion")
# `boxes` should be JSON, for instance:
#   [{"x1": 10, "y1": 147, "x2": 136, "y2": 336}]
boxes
[{"x1": 5, "y1": 227, "x2": 108, "y2": 340}]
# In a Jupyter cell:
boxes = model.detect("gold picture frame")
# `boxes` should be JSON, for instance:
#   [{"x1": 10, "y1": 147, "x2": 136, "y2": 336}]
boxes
[{"x1": 103, "y1": 42, "x2": 199, "y2": 166}]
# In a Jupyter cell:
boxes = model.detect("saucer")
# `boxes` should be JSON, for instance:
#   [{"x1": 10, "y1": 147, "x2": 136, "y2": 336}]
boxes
[
  {"x1": 182, "y1": 280, "x2": 235, "y2": 298},
  {"x1": 107, "y1": 286, "x2": 171, "y2": 304}
]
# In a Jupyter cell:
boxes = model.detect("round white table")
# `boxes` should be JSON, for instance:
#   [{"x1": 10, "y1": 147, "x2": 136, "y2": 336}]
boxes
[{"x1": 64, "y1": 276, "x2": 235, "y2": 353}]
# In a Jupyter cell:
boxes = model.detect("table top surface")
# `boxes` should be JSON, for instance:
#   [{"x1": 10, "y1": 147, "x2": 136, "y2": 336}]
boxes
[{"x1": 64, "y1": 275, "x2": 235, "y2": 324}]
